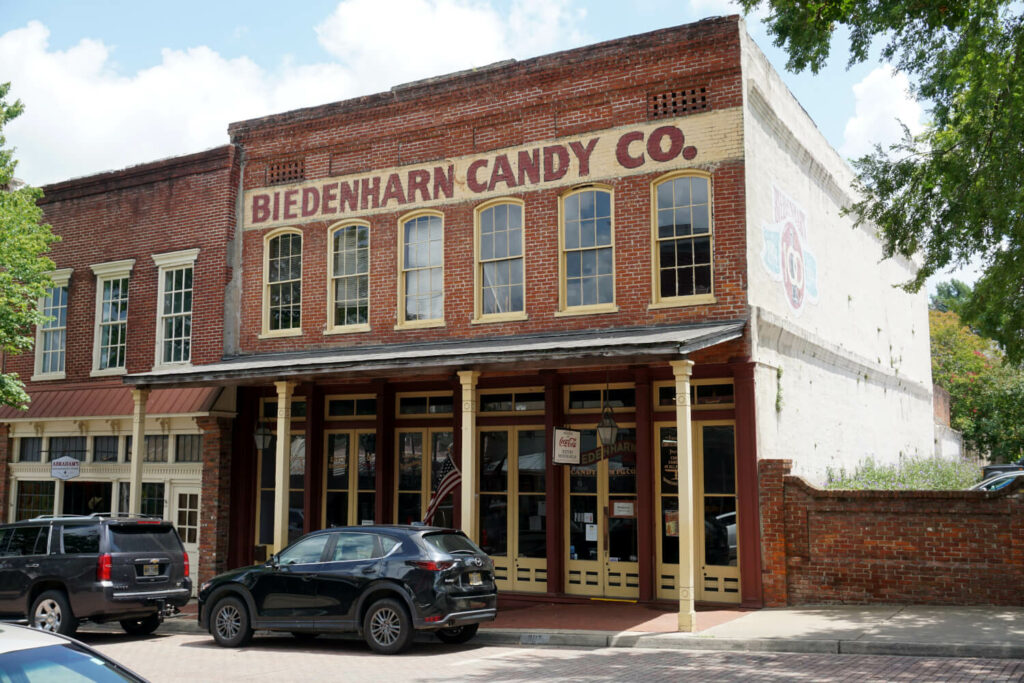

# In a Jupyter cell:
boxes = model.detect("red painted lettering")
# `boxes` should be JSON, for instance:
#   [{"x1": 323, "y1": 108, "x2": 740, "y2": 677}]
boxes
[
  {"x1": 339, "y1": 180, "x2": 359, "y2": 212},
  {"x1": 488, "y1": 154, "x2": 517, "y2": 191},
  {"x1": 360, "y1": 177, "x2": 380, "y2": 210},
  {"x1": 616, "y1": 131, "x2": 645, "y2": 169},
  {"x1": 272, "y1": 191, "x2": 280, "y2": 221},
  {"x1": 251, "y1": 194, "x2": 271, "y2": 223},
  {"x1": 381, "y1": 173, "x2": 407, "y2": 206},
  {"x1": 517, "y1": 149, "x2": 540, "y2": 186},
  {"x1": 569, "y1": 138, "x2": 599, "y2": 176},
  {"x1": 321, "y1": 183, "x2": 339, "y2": 215},
  {"x1": 433, "y1": 165, "x2": 454, "y2": 199},
  {"x1": 301, "y1": 187, "x2": 320, "y2": 217},
  {"x1": 467, "y1": 158, "x2": 489, "y2": 193},
  {"x1": 543, "y1": 145, "x2": 569, "y2": 181},
  {"x1": 647, "y1": 125, "x2": 684, "y2": 162},
  {"x1": 283, "y1": 189, "x2": 299, "y2": 220},
  {"x1": 407, "y1": 169, "x2": 431, "y2": 202}
]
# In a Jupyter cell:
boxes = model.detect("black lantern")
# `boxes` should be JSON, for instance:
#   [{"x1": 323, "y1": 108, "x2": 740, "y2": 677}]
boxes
[{"x1": 253, "y1": 423, "x2": 272, "y2": 451}]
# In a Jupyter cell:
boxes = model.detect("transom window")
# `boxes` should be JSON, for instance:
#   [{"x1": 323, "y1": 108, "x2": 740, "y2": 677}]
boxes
[
  {"x1": 562, "y1": 188, "x2": 614, "y2": 309},
  {"x1": 477, "y1": 202, "x2": 524, "y2": 318},
  {"x1": 654, "y1": 174, "x2": 712, "y2": 301},
  {"x1": 330, "y1": 224, "x2": 369, "y2": 329},
  {"x1": 98, "y1": 277, "x2": 129, "y2": 370},
  {"x1": 39, "y1": 283, "x2": 68, "y2": 375},
  {"x1": 266, "y1": 232, "x2": 302, "y2": 332},
  {"x1": 400, "y1": 213, "x2": 443, "y2": 324},
  {"x1": 160, "y1": 267, "x2": 193, "y2": 363}
]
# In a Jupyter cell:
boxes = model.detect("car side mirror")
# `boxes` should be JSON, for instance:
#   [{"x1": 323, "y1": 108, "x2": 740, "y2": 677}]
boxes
[{"x1": 268, "y1": 554, "x2": 279, "y2": 568}]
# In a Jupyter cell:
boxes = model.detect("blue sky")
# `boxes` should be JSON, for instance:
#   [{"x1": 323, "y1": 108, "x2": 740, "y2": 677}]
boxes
[{"x1": 1, "y1": 0, "x2": 925, "y2": 188}]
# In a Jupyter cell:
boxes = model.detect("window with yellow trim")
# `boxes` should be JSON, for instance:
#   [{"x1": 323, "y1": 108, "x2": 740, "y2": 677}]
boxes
[
  {"x1": 654, "y1": 174, "x2": 712, "y2": 301},
  {"x1": 265, "y1": 231, "x2": 302, "y2": 332},
  {"x1": 477, "y1": 202, "x2": 524, "y2": 318},
  {"x1": 400, "y1": 213, "x2": 443, "y2": 323},
  {"x1": 330, "y1": 223, "x2": 369, "y2": 328},
  {"x1": 562, "y1": 188, "x2": 614, "y2": 309}
]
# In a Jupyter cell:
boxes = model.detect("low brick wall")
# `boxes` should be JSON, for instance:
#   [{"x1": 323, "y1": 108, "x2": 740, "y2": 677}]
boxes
[{"x1": 759, "y1": 459, "x2": 1024, "y2": 606}]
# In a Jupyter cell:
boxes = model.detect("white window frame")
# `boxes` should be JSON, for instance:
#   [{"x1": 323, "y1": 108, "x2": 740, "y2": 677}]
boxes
[
  {"x1": 556, "y1": 184, "x2": 618, "y2": 317},
  {"x1": 152, "y1": 248, "x2": 199, "y2": 368},
  {"x1": 90, "y1": 259, "x2": 135, "y2": 377},
  {"x1": 32, "y1": 268, "x2": 72, "y2": 381},
  {"x1": 261, "y1": 228, "x2": 303, "y2": 338},
  {"x1": 326, "y1": 222, "x2": 371, "y2": 335},
  {"x1": 396, "y1": 210, "x2": 445, "y2": 330},
  {"x1": 473, "y1": 198, "x2": 527, "y2": 324}
]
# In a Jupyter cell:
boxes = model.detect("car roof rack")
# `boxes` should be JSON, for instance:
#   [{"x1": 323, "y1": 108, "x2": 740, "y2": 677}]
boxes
[
  {"x1": 89, "y1": 512, "x2": 165, "y2": 520},
  {"x1": 29, "y1": 514, "x2": 92, "y2": 520}
]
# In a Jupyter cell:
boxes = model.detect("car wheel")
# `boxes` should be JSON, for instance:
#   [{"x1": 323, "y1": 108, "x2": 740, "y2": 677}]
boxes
[
  {"x1": 210, "y1": 596, "x2": 252, "y2": 648},
  {"x1": 120, "y1": 614, "x2": 161, "y2": 636},
  {"x1": 31, "y1": 590, "x2": 78, "y2": 636},
  {"x1": 363, "y1": 598, "x2": 413, "y2": 654},
  {"x1": 435, "y1": 623, "x2": 480, "y2": 644},
  {"x1": 290, "y1": 631, "x2": 319, "y2": 641}
]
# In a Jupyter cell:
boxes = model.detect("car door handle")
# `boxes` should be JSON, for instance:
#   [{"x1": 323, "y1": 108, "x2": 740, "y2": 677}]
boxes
[
  {"x1": 25, "y1": 563, "x2": 40, "y2": 568},
  {"x1": 301, "y1": 575, "x2": 313, "y2": 582},
  {"x1": 362, "y1": 566, "x2": 375, "y2": 575}
]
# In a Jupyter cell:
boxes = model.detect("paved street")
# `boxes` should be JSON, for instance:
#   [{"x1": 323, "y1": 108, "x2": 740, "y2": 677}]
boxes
[{"x1": 79, "y1": 631, "x2": 1024, "y2": 682}]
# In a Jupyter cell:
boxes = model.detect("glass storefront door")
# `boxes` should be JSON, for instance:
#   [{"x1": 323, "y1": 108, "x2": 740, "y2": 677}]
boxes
[
  {"x1": 564, "y1": 428, "x2": 639, "y2": 599},
  {"x1": 654, "y1": 421, "x2": 740, "y2": 603},
  {"x1": 395, "y1": 429, "x2": 454, "y2": 526},
  {"x1": 478, "y1": 427, "x2": 547, "y2": 592},
  {"x1": 323, "y1": 430, "x2": 376, "y2": 527}
]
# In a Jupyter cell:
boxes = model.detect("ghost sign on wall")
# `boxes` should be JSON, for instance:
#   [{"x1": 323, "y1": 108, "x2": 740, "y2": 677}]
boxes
[{"x1": 761, "y1": 186, "x2": 818, "y2": 314}]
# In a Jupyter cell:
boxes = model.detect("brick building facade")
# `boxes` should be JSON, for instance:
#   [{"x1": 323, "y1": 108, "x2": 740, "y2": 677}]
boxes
[{"x1": 2, "y1": 17, "x2": 937, "y2": 621}]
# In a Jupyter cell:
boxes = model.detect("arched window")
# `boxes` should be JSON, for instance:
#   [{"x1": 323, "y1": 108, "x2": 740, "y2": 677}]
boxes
[
  {"x1": 329, "y1": 223, "x2": 369, "y2": 330},
  {"x1": 399, "y1": 212, "x2": 443, "y2": 325},
  {"x1": 265, "y1": 230, "x2": 302, "y2": 333},
  {"x1": 561, "y1": 187, "x2": 614, "y2": 311},
  {"x1": 476, "y1": 200, "x2": 525, "y2": 320},
  {"x1": 653, "y1": 173, "x2": 712, "y2": 303}
]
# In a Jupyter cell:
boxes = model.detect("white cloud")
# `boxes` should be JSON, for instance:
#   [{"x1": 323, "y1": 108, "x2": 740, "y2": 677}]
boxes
[
  {"x1": 2, "y1": 1, "x2": 587, "y2": 186},
  {"x1": 840, "y1": 65, "x2": 924, "y2": 159}
]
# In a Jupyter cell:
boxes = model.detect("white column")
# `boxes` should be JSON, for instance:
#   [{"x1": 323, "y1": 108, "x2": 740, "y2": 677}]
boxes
[
  {"x1": 128, "y1": 388, "x2": 150, "y2": 516},
  {"x1": 458, "y1": 371, "x2": 480, "y2": 542},
  {"x1": 670, "y1": 360, "x2": 696, "y2": 632},
  {"x1": 273, "y1": 380, "x2": 296, "y2": 554}
]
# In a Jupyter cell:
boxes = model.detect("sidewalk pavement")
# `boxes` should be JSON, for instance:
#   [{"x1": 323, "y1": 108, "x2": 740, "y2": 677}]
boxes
[{"x1": 136, "y1": 602, "x2": 1024, "y2": 660}]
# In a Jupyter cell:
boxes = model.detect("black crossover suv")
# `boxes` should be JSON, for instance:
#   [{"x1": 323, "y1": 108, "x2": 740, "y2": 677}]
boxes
[
  {"x1": 0, "y1": 515, "x2": 192, "y2": 636},
  {"x1": 198, "y1": 525, "x2": 497, "y2": 653}
]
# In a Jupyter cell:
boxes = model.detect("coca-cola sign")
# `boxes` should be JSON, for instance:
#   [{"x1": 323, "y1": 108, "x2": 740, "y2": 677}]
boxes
[{"x1": 552, "y1": 428, "x2": 581, "y2": 465}]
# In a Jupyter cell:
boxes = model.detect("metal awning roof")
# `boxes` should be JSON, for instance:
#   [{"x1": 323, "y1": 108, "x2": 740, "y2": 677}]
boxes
[
  {"x1": 124, "y1": 320, "x2": 747, "y2": 387},
  {"x1": 0, "y1": 387, "x2": 220, "y2": 421}
]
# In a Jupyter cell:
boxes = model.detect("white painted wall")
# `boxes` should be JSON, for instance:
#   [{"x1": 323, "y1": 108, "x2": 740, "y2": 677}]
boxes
[{"x1": 739, "y1": 26, "x2": 935, "y2": 483}]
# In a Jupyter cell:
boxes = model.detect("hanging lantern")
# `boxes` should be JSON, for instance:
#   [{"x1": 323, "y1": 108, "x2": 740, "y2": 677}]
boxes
[
  {"x1": 253, "y1": 423, "x2": 272, "y2": 451},
  {"x1": 596, "y1": 400, "x2": 619, "y2": 447}
]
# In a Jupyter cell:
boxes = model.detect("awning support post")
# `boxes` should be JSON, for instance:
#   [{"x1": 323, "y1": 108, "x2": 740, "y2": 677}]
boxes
[
  {"x1": 671, "y1": 359, "x2": 697, "y2": 632},
  {"x1": 273, "y1": 380, "x2": 296, "y2": 554},
  {"x1": 128, "y1": 387, "x2": 150, "y2": 516},
  {"x1": 458, "y1": 370, "x2": 480, "y2": 541}
]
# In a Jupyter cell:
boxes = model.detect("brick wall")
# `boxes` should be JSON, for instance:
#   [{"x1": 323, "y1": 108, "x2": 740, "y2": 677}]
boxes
[
  {"x1": 229, "y1": 17, "x2": 750, "y2": 358},
  {"x1": 759, "y1": 459, "x2": 1024, "y2": 606},
  {"x1": 197, "y1": 416, "x2": 232, "y2": 584}
]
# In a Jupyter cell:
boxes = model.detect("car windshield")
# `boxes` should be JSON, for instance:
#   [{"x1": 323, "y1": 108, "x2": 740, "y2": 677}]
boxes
[
  {"x1": 0, "y1": 642, "x2": 141, "y2": 682},
  {"x1": 423, "y1": 532, "x2": 483, "y2": 555},
  {"x1": 108, "y1": 526, "x2": 181, "y2": 554}
]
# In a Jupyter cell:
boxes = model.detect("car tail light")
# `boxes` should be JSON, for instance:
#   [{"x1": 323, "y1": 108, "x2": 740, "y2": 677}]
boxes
[
  {"x1": 409, "y1": 560, "x2": 456, "y2": 571},
  {"x1": 97, "y1": 553, "x2": 112, "y2": 581},
  {"x1": 184, "y1": 551, "x2": 190, "y2": 577}
]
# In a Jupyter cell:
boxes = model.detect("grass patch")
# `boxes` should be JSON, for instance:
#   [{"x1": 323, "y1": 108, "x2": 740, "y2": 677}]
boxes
[{"x1": 824, "y1": 456, "x2": 981, "y2": 491}]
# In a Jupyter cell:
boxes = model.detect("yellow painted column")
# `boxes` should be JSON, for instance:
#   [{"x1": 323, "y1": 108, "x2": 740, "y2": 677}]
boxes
[
  {"x1": 670, "y1": 359, "x2": 696, "y2": 632},
  {"x1": 128, "y1": 388, "x2": 150, "y2": 515},
  {"x1": 273, "y1": 380, "x2": 296, "y2": 554},
  {"x1": 458, "y1": 370, "x2": 480, "y2": 541}
]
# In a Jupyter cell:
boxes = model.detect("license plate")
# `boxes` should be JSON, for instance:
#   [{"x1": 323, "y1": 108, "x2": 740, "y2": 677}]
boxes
[
  {"x1": 468, "y1": 572, "x2": 482, "y2": 586},
  {"x1": 143, "y1": 563, "x2": 159, "y2": 577}
]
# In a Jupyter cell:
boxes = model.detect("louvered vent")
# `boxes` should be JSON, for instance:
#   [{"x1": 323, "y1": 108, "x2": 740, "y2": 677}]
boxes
[
  {"x1": 649, "y1": 87, "x2": 708, "y2": 119},
  {"x1": 267, "y1": 158, "x2": 305, "y2": 185}
]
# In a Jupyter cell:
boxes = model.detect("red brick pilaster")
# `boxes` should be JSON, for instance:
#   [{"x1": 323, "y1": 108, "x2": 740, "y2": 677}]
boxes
[
  {"x1": 758, "y1": 458, "x2": 791, "y2": 607},
  {"x1": 197, "y1": 416, "x2": 233, "y2": 585}
]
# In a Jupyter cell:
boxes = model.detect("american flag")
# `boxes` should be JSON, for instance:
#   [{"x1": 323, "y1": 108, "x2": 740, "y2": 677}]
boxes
[{"x1": 423, "y1": 453, "x2": 461, "y2": 525}]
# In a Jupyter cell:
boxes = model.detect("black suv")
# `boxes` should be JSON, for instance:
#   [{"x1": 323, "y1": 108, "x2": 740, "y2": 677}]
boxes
[
  {"x1": 198, "y1": 525, "x2": 497, "y2": 654},
  {"x1": 0, "y1": 515, "x2": 192, "y2": 636}
]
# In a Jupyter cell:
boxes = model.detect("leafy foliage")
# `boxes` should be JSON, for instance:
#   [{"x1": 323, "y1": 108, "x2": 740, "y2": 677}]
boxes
[
  {"x1": 0, "y1": 82, "x2": 57, "y2": 408},
  {"x1": 737, "y1": 1, "x2": 1024, "y2": 363},
  {"x1": 930, "y1": 307, "x2": 1024, "y2": 462},
  {"x1": 929, "y1": 278, "x2": 972, "y2": 314},
  {"x1": 824, "y1": 455, "x2": 980, "y2": 491}
]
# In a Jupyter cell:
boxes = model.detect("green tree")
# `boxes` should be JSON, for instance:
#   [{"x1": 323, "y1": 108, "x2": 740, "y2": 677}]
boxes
[
  {"x1": 930, "y1": 308, "x2": 1024, "y2": 462},
  {"x1": 738, "y1": 1, "x2": 1024, "y2": 364},
  {"x1": 929, "y1": 278, "x2": 972, "y2": 315},
  {"x1": 0, "y1": 82, "x2": 58, "y2": 409}
]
